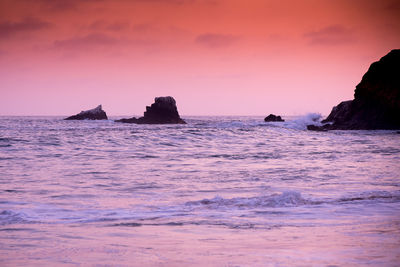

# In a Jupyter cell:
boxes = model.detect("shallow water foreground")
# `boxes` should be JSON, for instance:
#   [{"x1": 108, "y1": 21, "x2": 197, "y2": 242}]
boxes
[{"x1": 1, "y1": 116, "x2": 399, "y2": 266}]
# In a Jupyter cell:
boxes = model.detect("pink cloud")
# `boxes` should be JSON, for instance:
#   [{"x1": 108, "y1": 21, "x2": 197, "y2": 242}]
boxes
[
  {"x1": 132, "y1": 23, "x2": 156, "y2": 33},
  {"x1": 195, "y1": 33, "x2": 239, "y2": 48},
  {"x1": 131, "y1": 0, "x2": 195, "y2": 4},
  {"x1": 53, "y1": 33, "x2": 158, "y2": 50},
  {"x1": 303, "y1": 25, "x2": 354, "y2": 45},
  {"x1": 53, "y1": 33, "x2": 117, "y2": 49},
  {"x1": 32, "y1": 0, "x2": 104, "y2": 11},
  {"x1": 89, "y1": 20, "x2": 130, "y2": 32},
  {"x1": 0, "y1": 17, "x2": 51, "y2": 39}
]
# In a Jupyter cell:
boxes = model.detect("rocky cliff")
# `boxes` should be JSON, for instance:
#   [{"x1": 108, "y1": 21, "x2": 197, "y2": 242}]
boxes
[{"x1": 308, "y1": 49, "x2": 400, "y2": 130}]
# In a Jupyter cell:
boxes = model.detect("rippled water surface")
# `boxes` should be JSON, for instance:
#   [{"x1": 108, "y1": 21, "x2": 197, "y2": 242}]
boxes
[{"x1": 1, "y1": 116, "x2": 400, "y2": 266}]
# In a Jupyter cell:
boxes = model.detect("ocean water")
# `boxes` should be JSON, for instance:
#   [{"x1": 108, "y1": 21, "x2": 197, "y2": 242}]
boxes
[{"x1": 0, "y1": 115, "x2": 399, "y2": 266}]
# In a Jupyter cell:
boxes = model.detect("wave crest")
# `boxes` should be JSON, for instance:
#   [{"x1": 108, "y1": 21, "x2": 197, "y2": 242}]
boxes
[
  {"x1": 186, "y1": 190, "x2": 400, "y2": 210},
  {"x1": 284, "y1": 113, "x2": 322, "y2": 130},
  {"x1": 186, "y1": 191, "x2": 309, "y2": 209},
  {"x1": 0, "y1": 210, "x2": 30, "y2": 225}
]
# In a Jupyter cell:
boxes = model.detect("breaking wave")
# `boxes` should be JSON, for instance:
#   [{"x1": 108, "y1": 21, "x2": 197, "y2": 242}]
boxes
[
  {"x1": 1, "y1": 191, "x2": 400, "y2": 226},
  {"x1": 186, "y1": 191, "x2": 310, "y2": 208},
  {"x1": 186, "y1": 190, "x2": 400, "y2": 209},
  {"x1": 337, "y1": 190, "x2": 400, "y2": 203},
  {"x1": 283, "y1": 113, "x2": 323, "y2": 130},
  {"x1": 0, "y1": 210, "x2": 31, "y2": 225}
]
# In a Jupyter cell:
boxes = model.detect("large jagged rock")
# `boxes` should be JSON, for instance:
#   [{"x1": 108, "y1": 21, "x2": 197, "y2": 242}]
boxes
[
  {"x1": 308, "y1": 49, "x2": 400, "y2": 130},
  {"x1": 64, "y1": 105, "x2": 108, "y2": 120},
  {"x1": 264, "y1": 114, "x2": 284, "y2": 122},
  {"x1": 116, "y1": 96, "x2": 186, "y2": 124}
]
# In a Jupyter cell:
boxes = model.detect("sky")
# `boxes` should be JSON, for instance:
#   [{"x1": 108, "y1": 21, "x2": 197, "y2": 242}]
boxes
[{"x1": 0, "y1": 0, "x2": 399, "y2": 116}]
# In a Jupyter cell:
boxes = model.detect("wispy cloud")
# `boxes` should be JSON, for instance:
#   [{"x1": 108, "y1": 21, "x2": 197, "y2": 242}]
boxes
[
  {"x1": 0, "y1": 17, "x2": 52, "y2": 39},
  {"x1": 132, "y1": 23, "x2": 157, "y2": 33},
  {"x1": 131, "y1": 0, "x2": 195, "y2": 4},
  {"x1": 33, "y1": 0, "x2": 104, "y2": 11},
  {"x1": 53, "y1": 33, "x2": 118, "y2": 49},
  {"x1": 53, "y1": 33, "x2": 157, "y2": 50},
  {"x1": 303, "y1": 25, "x2": 354, "y2": 45},
  {"x1": 195, "y1": 33, "x2": 239, "y2": 48},
  {"x1": 25, "y1": 0, "x2": 195, "y2": 12},
  {"x1": 89, "y1": 20, "x2": 130, "y2": 32}
]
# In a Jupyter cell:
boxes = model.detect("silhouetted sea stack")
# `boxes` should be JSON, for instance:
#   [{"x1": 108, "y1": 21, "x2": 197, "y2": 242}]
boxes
[
  {"x1": 308, "y1": 49, "x2": 400, "y2": 130},
  {"x1": 264, "y1": 114, "x2": 284, "y2": 122},
  {"x1": 64, "y1": 105, "x2": 108, "y2": 120},
  {"x1": 116, "y1": 96, "x2": 186, "y2": 124}
]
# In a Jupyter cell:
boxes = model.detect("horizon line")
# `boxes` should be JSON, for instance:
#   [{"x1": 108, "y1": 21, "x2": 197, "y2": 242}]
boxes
[{"x1": 0, "y1": 113, "x2": 327, "y2": 117}]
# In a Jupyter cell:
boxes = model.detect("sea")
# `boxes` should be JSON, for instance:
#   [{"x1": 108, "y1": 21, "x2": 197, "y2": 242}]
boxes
[{"x1": 1, "y1": 115, "x2": 399, "y2": 266}]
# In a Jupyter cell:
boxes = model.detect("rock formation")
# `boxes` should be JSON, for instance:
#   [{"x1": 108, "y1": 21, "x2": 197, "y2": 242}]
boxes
[
  {"x1": 64, "y1": 105, "x2": 108, "y2": 120},
  {"x1": 116, "y1": 96, "x2": 186, "y2": 124},
  {"x1": 264, "y1": 114, "x2": 285, "y2": 122},
  {"x1": 308, "y1": 49, "x2": 400, "y2": 130}
]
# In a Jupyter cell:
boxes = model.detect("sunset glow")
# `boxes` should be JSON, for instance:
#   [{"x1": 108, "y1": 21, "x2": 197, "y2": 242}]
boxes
[{"x1": 1, "y1": 0, "x2": 399, "y2": 116}]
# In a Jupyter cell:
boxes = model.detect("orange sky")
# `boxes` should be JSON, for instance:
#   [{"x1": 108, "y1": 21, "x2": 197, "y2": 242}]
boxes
[{"x1": 0, "y1": 0, "x2": 399, "y2": 116}]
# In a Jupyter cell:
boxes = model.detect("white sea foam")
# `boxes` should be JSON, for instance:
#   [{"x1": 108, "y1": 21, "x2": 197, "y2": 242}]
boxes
[
  {"x1": 190, "y1": 113, "x2": 323, "y2": 130},
  {"x1": 281, "y1": 113, "x2": 323, "y2": 130}
]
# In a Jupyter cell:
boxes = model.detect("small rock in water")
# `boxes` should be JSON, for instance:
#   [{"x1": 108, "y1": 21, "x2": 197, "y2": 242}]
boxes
[
  {"x1": 264, "y1": 114, "x2": 284, "y2": 122},
  {"x1": 116, "y1": 96, "x2": 186, "y2": 124},
  {"x1": 64, "y1": 105, "x2": 108, "y2": 120},
  {"x1": 307, "y1": 125, "x2": 327, "y2": 131}
]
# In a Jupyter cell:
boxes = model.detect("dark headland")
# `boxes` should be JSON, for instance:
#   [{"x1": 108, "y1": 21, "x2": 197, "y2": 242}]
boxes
[
  {"x1": 64, "y1": 105, "x2": 108, "y2": 120},
  {"x1": 308, "y1": 49, "x2": 400, "y2": 130},
  {"x1": 116, "y1": 96, "x2": 186, "y2": 124}
]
